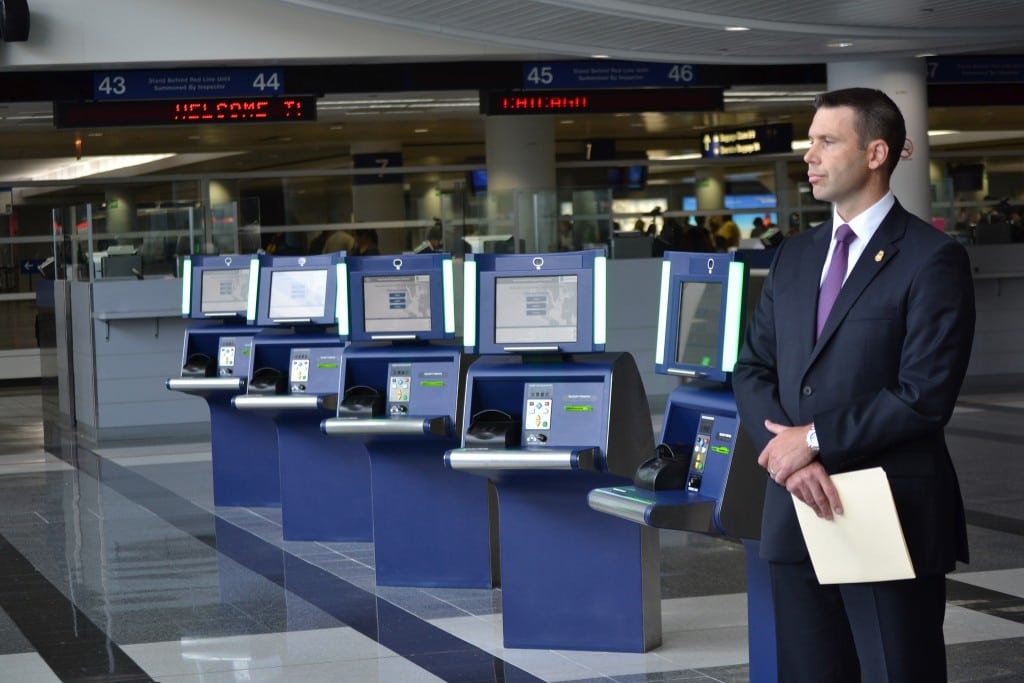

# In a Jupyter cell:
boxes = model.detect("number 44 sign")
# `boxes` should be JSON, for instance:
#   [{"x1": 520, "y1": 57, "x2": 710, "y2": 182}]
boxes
[{"x1": 94, "y1": 68, "x2": 285, "y2": 101}]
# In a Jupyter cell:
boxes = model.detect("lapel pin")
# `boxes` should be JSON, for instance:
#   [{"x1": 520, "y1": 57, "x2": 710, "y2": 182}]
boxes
[{"x1": 874, "y1": 250, "x2": 884, "y2": 262}]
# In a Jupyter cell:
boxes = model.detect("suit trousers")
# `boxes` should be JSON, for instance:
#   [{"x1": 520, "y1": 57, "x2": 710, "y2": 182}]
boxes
[{"x1": 768, "y1": 558, "x2": 947, "y2": 683}]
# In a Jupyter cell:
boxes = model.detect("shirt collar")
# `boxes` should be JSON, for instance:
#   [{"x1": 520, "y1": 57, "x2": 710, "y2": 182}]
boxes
[{"x1": 831, "y1": 191, "x2": 895, "y2": 244}]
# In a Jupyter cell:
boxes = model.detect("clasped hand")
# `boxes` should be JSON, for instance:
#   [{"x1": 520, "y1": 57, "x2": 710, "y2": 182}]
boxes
[{"x1": 758, "y1": 419, "x2": 843, "y2": 520}]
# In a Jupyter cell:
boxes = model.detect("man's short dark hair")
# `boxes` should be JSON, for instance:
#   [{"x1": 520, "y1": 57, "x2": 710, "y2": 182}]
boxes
[{"x1": 814, "y1": 87, "x2": 906, "y2": 176}]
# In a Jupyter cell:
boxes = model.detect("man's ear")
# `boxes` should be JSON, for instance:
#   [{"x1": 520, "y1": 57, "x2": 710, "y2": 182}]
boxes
[{"x1": 866, "y1": 140, "x2": 890, "y2": 170}]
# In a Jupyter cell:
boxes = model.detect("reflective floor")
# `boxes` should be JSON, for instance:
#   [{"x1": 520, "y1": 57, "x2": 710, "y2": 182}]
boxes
[{"x1": 0, "y1": 380, "x2": 1022, "y2": 682}]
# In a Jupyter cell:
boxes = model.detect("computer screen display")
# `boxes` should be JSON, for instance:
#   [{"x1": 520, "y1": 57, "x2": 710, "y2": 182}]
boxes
[
  {"x1": 362, "y1": 274, "x2": 432, "y2": 333},
  {"x1": 267, "y1": 269, "x2": 329, "y2": 320},
  {"x1": 494, "y1": 274, "x2": 578, "y2": 345},
  {"x1": 200, "y1": 268, "x2": 251, "y2": 315},
  {"x1": 674, "y1": 281, "x2": 722, "y2": 368}
]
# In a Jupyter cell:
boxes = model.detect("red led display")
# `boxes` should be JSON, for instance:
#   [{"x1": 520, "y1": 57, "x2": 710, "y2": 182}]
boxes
[
  {"x1": 54, "y1": 96, "x2": 317, "y2": 128},
  {"x1": 481, "y1": 88, "x2": 723, "y2": 115}
]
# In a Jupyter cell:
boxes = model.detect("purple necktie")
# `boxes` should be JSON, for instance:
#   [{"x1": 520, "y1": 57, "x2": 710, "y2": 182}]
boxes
[{"x1": 816, "y1": 223, "x2": 855, "y2": 338}]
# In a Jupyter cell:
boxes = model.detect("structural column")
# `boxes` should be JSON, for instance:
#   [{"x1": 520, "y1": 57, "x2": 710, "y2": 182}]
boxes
[
  {"x1": 695, "y1": 165, "x2": 725, "y2": 230},
  {"x1": 827, "y1": 59, "x2": 931, "y2": 221},
  {"x1": 351, "y1": 141, "x2": 406, "y2": 254},
  {"x1": 485, "y1": 116, "x2": 556, "y2": 253}
]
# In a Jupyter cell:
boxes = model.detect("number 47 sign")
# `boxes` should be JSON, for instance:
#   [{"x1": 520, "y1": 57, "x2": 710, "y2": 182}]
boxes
[{"x1": 94, "y1": 68, "x2": 285, "y2": 101}]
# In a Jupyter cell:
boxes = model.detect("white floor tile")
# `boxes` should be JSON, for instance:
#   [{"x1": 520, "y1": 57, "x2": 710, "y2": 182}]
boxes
[
  {"x1": 150, "y1": 656, "x2": 444, "y2": 683},
  {"x1": 944, "y1": 604, "x2": 1024, "y2": 645},
  {"x1": 0, "y1": 652, "x2": 62, "y2": 683},
  {"x1": 954, "y1": 568, "x2": 1024, "y2": 599},
  {"x1": 0, "y1": 450, "x2": 72, "y2": 474},
  {"x1": 123, "y1": 627, "x2": 409, "y2": 678}
]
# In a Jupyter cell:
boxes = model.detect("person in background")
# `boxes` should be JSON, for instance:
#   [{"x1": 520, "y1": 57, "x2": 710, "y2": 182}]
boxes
[
  {"x1": 714, "y1": 213, "x2": 741, "y2": 250},
  {"x1": 732, "y1": 87, "x2": 975, "y2": 682},
  {"x1": 751, "y1": 216, "x2": 768, "y2": 238},
  {"x1": 557, "y1": 216, "x2": 576, "y2": 251},
  {"x1": 352, "y1": 229, "x2": 380, "y2": 256}
]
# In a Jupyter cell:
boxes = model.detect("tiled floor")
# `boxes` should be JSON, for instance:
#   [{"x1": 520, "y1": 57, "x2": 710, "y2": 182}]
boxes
[{"x1": 0, "y1": 379, "x2": 1022, "y2": 682}]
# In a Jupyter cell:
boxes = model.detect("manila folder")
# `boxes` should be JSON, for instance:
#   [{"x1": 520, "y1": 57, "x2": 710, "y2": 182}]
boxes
[{"x1": 792, "y1": 467, "x2": 915, "y2": 584}]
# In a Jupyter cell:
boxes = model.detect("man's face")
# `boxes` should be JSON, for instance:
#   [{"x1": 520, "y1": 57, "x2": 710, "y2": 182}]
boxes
[{"x1": 803, "y1": 105, "x2": 874, "y2": 209}]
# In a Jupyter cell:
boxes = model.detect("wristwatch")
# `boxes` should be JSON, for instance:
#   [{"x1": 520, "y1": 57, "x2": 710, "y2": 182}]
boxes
[{"x1": 806, "y1": 424, "x2": 819, "y2": 452}]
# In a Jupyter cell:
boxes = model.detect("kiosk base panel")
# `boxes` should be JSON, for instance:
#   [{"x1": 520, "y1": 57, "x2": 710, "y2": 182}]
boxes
[
  {"x1": 209, "y1": 402, "x2": 281, "y2": 507},
  {"x1": 497, "y1": 472, "x2": 661, "y2": 653},
  {"x1": 370, "y1": 442, "x2": 495, "y2": 588},
  {"x1": 278, "y1": 419, "x2": 373, "y2": 542}
]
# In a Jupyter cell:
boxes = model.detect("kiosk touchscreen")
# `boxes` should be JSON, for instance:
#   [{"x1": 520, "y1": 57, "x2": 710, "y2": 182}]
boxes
[
  {"x1": 249, "y1": 252, "x2": 346, "y2": 329},
  {"x1": 587, "y1": 251, "x2": 777, "y2": 680},
  {"x1": 166, "y1": 254, "x2": 287, "y2": 507},
  {"x1": 232, "y1": 250, "x2": 373, "y2": 542},
  {"x1": 321, "y1": 254, "x2": 494, "y2": 587},
  {"x1": 445, "y1": 250, "x2": 660, "y2": 652}
]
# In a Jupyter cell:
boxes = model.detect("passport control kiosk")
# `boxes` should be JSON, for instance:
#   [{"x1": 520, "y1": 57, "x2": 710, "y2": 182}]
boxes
[
  {"x1": 587, "y1": 251, "x2": 777, "y2": 679},
  {"x1": 166, "y1": 254, "x2": 284, "y2": 507},
  {"x1": 445, "y1": 250, "x2": 661, "y2": 652},
  {"x1": 231, "y1": 252, "x2": 373, "y2": 541},
  {"x1": 320, "y1": 253, "x2": 495, "y2": 587}
]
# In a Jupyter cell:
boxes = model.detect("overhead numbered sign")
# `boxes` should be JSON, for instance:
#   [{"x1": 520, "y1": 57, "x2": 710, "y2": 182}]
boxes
[
  {"x1": 523, "y1": 60, "x2": 698, "y2": 90},
  {"x1": 94, "y1": 68, "x2": 286, "y2": 100}
]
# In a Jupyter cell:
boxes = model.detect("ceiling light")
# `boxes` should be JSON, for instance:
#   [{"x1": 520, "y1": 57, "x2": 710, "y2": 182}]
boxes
[
  {"x1": 591, "y1": 54, "x2": 610, "y2": 59},
  {"x1": 725, "y1": 26, "x2": 749, "y2": 32},
  {"x1": 414, "y1": 128, "x2": 429, "y2": 133},
  {"x1": 928, "y1": 130, "x2": 959, "y2": 137},
  {"x1": 827, "y1": 41, "x2": 855, "y2": 48},
  {"x1": 26, "y1": 154, "x2": 177, "y2": 182}
]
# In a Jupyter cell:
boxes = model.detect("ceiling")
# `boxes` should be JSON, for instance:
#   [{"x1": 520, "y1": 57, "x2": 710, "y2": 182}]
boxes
[{"x1": 2, "y1": 1, "x2": 1024, "y2": 185}]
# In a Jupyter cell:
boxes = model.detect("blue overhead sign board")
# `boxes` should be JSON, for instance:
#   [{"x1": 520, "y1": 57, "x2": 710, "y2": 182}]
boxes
[
  {"x1": 927, "y1": 56, "x2": 1024, "y2": 83},
  {"x1": 522, "y1": 61, "x2": 698, "y2": 90},
  {"x1": 702, "y1": 123, "x2": 793, "y2": 159},
  {"x1": 93, "y1": 68, "x2": 285, "y2": 100}
]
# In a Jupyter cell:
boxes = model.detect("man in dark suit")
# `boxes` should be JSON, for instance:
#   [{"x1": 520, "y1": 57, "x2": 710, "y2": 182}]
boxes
[{"x1": 733, "y1": 87, "x2": 975, "y2": 682}]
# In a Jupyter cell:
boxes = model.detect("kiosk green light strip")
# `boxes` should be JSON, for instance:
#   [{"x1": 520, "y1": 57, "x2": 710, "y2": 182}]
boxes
[
  {"x1": 420, "y1": 380, "x2": 445, "y2": 387},
  {"x1": 442, "y1": 258, "x2": 456, "y2": 335},
  {"x1": 654, "y1": 260, "x2": 671, "y2": 365},
  {"x1": 335, "y1": 262, "x2": 349, "y2": 337},
  {"x1": 564, "y1": 405, "x2": 593, "y2": 412},
  {"x1": 180, "y1": 256, "x2": 192, "y2": 316},
  {"x1": 722, "y1": 261, "x2": 745, "y2": 372},
  {"x1": 462, "y1": 260, "x2": 477, "y2": 349},
  {"x1": 317, "y1": 363, "x2": 339, "y2": 369},
  {"x1": 593, "y1": 255, "x2": 607, "y2": 345},
  {"x1": 245, "y1": 259, "x2": 260, "y2": 322}
]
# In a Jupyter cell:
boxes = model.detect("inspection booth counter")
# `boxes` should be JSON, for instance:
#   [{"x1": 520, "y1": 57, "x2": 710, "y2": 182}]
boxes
[
  {"x1": 587, "y1": 251, "x2": 778, "y2": 681},
  {"x1": 166, "y1": 254, "x2": 288, "y2": 507},
  {"x1": 445, "y1": 250, "x2": 661, "y2": 653},
  {"x1": 321, "y1": 253, "x2": 496, "y2": 587}
]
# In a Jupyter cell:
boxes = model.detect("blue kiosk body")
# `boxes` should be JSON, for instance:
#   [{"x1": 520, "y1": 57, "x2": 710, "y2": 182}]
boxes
[
  {"x1": 166, "y1": 254, "x2": 285, "y2": 507},
  {"x1": 230, "y1": 251, "x2": 373, "y2": 541},
  {"x1": 445, "y1": 250, "x2": 661, "y2": 652},
  {"x1": 587, "y1": 251, "x2": 778, "y2": 680},
  {"x1": 321, "y1": 253, "x2": 496, "y2": 587}
]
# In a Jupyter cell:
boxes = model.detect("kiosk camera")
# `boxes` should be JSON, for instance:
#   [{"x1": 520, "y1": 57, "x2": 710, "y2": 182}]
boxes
[
  {"x1": 445, "y1": 250, "x2": 661, "y2": 652},
  {"x1": 321, "y1": 254, "x2": 495, "y2": 587},
  {"x1": 167, "y1": 254, "x2": 286, "y2": 507},
  {"x1": 230, "y1": 251, "x2": 373, "y2": 541},
  {"x1": 587, "y1": 251, "x2": 777, "y2": 679}
]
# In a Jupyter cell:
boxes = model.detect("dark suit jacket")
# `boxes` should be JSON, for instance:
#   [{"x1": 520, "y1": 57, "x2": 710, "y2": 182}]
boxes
[{"x1": 733, "y1": 201, "x2": 975, "y2": 575}]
